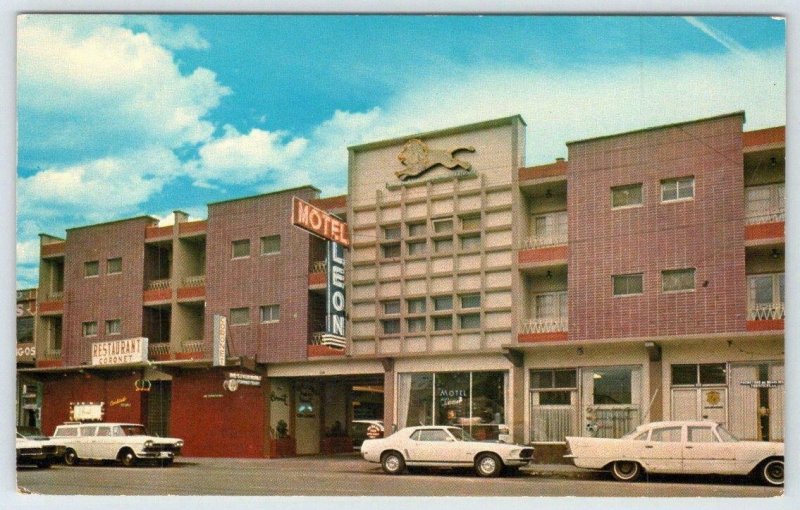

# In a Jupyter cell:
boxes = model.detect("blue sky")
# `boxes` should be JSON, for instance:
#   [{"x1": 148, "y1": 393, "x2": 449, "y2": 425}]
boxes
[{"x1": 16, "y1": 15, "x2": 786, "y2": 289}]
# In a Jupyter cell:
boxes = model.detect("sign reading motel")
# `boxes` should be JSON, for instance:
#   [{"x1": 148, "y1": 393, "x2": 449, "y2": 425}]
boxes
[
  {"x1": 292, "y1": 196, "x2": 350, "y2": 247},
  {"x1": 91, "y1": 337, "x2": 148, "y2": 366}
]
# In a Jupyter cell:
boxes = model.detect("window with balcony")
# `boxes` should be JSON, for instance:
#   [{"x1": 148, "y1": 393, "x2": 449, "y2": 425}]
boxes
[
  {"x1": 745, "y1": 183, "x2": 785, "y2": 224},
  {"x1": 407, "y1": 298, "x2": 426, "y2": 314},
  {"x1": 528, "y1": 211, "x2": 568, "y2": 248},
  {"x1": 382, "y1": 319, "x2": 400, "y2": 335},
  {"x1": 611, "y1": 183, "x2": 643, "y2": 208},
  {"x1": 230, "y1": 307, "x2": 250, "y2": 325},
  {"x1": 105, "y1": 319, "x2": 121, "y2": 335},
  {"x1": 523, "y1": 291, "x2": 567, "y2": 333},
  {"x1": 232, "y1": 239, "x2": 250, "y2": 259},
  {"x1": 748, "y1": 273, "x2": 784, "y2": 320},
  {"x1": 107, "y1": 257, "x2": 122, "y2": 274},
  {"x1": 82, "y1": 321, "x2": 98, "y2": 337},
  {"x1": 662, "y1": 268, "x2": 695, "y2": 292},
  {"x1": 260, "y1": 235, "x2": 281, "y2": 255},
  {"x1": 661, "y1": 176, "x2": 694, "y2": 202},
  {"x1": 84, "y1": 260, "x2": 99, "y2": 277},
  {"x1": 260, "y1": 304, "x2": 280, "y2": 323},
  {"x1": 613, "y1": 273, "x2": 643, "y2": 296}
]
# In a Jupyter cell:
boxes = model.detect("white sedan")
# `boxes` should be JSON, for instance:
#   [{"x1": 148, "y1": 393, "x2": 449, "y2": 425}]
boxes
[
  {"x1": 565, "y1": 420, "x2": 783, "y2": 486},
  {"x1": 361, "y1": 425, "x2": 534, "y2": 477}
]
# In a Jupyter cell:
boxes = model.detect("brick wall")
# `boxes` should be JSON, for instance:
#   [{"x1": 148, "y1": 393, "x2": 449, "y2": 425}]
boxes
[
  {"x1": 205, "y1": 187, "x2": 318, "y2": 363},
  {"x1": 62, "y1": 218, "x2": 154, "y2": 366},
  {"x1": 567, "y1": 114, "x2": 747, "y2": 340}
]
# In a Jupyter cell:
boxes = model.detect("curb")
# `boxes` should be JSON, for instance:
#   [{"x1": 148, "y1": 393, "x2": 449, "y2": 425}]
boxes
[{"x1": 523, "y1": 466, "x2": 605, "y2": 480}]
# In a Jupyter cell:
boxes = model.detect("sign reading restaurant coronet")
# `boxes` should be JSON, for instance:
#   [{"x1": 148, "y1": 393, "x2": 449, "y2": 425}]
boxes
[
  {"x1": 292, "y1": 196, "x2": 350, "y2": 247},
  {"x1": 213, "y1": 314, "x2": 227, "y2": 367},
  {"x1": 91, "y1": 337, "x2": 148, "y2": 366}
]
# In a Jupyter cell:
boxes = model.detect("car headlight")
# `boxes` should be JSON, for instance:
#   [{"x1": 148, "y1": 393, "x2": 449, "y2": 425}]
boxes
[
  {"x1": 144, "y1": 440, "x2": 154, "y2": 448},
  {"x1": 176, "y1": 440, "x2": 184, "y2": 448},
  {"x1": 509, "y1": 448, "x2": 521, "y2": 457}
]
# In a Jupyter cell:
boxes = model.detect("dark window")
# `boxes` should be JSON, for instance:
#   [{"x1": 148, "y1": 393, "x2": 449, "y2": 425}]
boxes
[
  {"x1": 460, "y1": 294, "x2": 480, "y2": 308},
  {"x1": 459, "y1": 313, "x2": 480, "y2": 329},
  {"x1": 107, "y1": 257, "x2": 122, "y2": 274},
  {"x1": 407, "y1": 298, "x2": 426, "y2": 314},
  {"x1": 382, "y1": 319, "x2": 400, "y2": 335},
  {"x1": 232, "y1": 239, "x2": 250, "y2": 258},
  {"x1": 383, "y1": 226, "x2": 401, "y2": 240},
  {"x1": 260, "y1": 235, "x2": 281, "y2": 255},
  {"x1": 591, "y1": 367, "x2": 632, "y2": 405},
  {"x1": 230, "y1": 307, "x2": 250, "y2": 325},
  {"x1": 671, "y1": 364, "x2": 697, "y2": 385},
  {"x1": 662, "y1": 268, "x2": 695, "y2": 292},
  {"x1": 382, "y1": 243, "x2": 401, "y2": 258},
  {"x1": 407, "y1": 317, "x2": 426, "y2": 333},
  {"x1": 260, "y1": 304, "x2": 280, "y2": 323},
  {"x1": 611, "y1": 183, "x2": 643, "y2": 208},
  {"x1": 383, "y1": 301, "x2": 401, "y2": 314},
  {"x1": 84, "y1": 261, "x2": 99, "y2": 277},
  {"x1": 82, "y1": 321, "x2": 97, "y2": 337},
  {"x1": 613, "y1": 273, "x2": 643, "y2": 296},
  {"x1": 105, "y1": 319, "x2": 121, "y2": 335},
  {"x1": 433, "y1": 296, "x2": 453, "y2": 311},
  {"x1": 433, "y1": 316, "x2": 453, "y2": 331},
  {"x1": 699, "y1": 364, "x2": 727, "y2": 385},
  {"x1": 661, "y1": 176, "x2": 695, "y2": 202},
  {"x1": 17, "y1": 316, "x2": 34, "y2": 343}
]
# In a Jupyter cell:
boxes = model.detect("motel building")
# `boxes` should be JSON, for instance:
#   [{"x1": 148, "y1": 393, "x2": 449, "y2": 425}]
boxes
[{"x1": 17, "y1": 112, "x2": 784, "y2": 461}]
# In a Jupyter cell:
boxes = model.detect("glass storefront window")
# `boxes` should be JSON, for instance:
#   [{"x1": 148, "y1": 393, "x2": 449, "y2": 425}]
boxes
[
  {"x1": 671, "y1": 364, "x2": 697, "y2": 385},
  {"x1": 592, "y1": 367, "x2": 632, "y2": 405},
  {"x1": 671, "y1": 363, "x2": 726, "y2": 386},
  {"x1": 699, "y1": 364, "x2": 726, "y2": 385},
  {"x1": 397, "y1": 371, "x2": 506, "y2": 440}
]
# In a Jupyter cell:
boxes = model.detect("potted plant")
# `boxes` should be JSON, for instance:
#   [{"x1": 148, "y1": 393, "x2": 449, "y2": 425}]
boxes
[{"x1": 269, "y1": 419, "x2": 296, "y2": 458}]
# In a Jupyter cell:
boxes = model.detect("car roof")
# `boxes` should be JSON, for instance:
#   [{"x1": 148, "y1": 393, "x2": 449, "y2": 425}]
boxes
[
  {"x1": 638, "y1": 420, "x2": 719, "y2": 429},
  {"x1": 58, "y1": 422, "x2": 142, "y2": 427}
]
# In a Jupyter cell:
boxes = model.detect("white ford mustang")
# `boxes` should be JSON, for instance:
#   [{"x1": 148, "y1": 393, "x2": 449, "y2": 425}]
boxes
[
  {"x1": 565, "y1": 420, "x2": 783, "y2": 486},
  {"x1": 360, "y1": 425, "x2": 534, "y2": 477}
]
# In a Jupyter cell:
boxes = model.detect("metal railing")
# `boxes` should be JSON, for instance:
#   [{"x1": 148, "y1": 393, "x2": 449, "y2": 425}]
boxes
[
  {"x1": 745, "y1": 184, "x2": 785, "y2": 225},
  {"x1": 148, "y1": 342, "x2": 170, "y2": 357},
  {"x1": 590, "y1": 407, "x2": 641, "y2": 439},
  {"x1": 523, "y1": 231, "x2": 568, "y2": 249},
  {"x1": 182, "y1": 274, "x2": 205, "y2": 287},
  {"x1": 520, "y1": 317, "x2": 568, "y2": 334},
  {"x1": 311, "y1": 260, "x2": 326, "y2": 273},
  {"x1": 181, "y1": 340, "x2": 204, "y2": 352},
  {"x1": 531, "y1": 406, "x2": 576, "y2": 442},
  {"x1": 146, "y1": 279, "x2": 171, "y2": 290},
  {"x1": 747, "y1": 303, "x2": 785, "y2": 321},
  {"x1": 309, "y1": 331, "x2": 325, "y2": 345},
  {"x1": 47, "y1": 291, "x2": 64, "y2": 301}
]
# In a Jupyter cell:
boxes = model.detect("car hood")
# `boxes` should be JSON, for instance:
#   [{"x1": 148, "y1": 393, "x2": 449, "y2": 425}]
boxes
[{"x1": 129, "y1": 435, "x2": 183, "y2": 443}]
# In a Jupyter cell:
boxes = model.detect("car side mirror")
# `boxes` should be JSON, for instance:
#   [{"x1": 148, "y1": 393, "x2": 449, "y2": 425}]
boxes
[{"x1": 445, "y1": 437, "x2": 455, "y2": 442}]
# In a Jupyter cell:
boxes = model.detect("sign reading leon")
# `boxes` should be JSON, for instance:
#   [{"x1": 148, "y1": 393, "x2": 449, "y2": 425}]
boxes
[
  {"x1": 322, "y1": 241, "x2": 347, "y2": 349},
  {"x1": 91, "y1": 337, "x2": 148, "y2": 366},
  {"x1": 292, "y1": 197, "x2": 350, "y2": 247}
]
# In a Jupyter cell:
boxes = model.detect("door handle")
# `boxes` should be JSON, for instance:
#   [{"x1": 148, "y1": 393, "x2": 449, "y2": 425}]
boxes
[
  {"x1": 645, "y1": 445, "x2": 654, "y2": 449},
  {"x1": 685, "y1": 446, "x2": 693, "y2": 449}
]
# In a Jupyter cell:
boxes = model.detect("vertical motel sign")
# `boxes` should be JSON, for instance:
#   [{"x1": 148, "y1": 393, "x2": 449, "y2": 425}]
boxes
[{"x1": 292, "y1": 197, "x2": 350, "y2": 349}]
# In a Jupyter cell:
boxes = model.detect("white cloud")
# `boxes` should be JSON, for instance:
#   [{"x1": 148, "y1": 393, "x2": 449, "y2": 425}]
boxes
[
  {"x1": 124, "y1": 15, "x2": 209, "y2": 50},
  {"x1": 17, "y1": 15, "x2": 229, "y2": 157},
  {"x1": 682, "y1": 17, "x2": 750, "y2": 57},
  {"x1": 16, "y1": 239, "x2": 40, "y2": 266},
  {"x1": 192, "y1": 125, "x2": 308, "y2": 185}
]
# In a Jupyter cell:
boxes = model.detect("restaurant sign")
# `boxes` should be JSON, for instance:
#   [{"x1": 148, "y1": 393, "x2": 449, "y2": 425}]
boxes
[
  {"x1": 91, "y1": 337, "x2": 148, "y2": 366},
  {"x1": 740, "y1": 380, "x2": 784, "y2": 389},
  {"x1": 213, "y1": 314, "x2": 227, "y2": 367}
]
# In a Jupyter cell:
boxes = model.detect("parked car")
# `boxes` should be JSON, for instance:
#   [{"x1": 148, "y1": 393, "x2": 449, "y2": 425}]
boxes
[
  {"x1": 361, "y1": 425, "x2": 534, "y2": 477},
  {"x1": 351, "y1": 420, "x2": 384, "y2": 450},
  {"x1": 52, "y1": 422, "x2": 184, "y2": 467},
  {"x1": 16, "y1": 427, "x2": 67, "y2": 467},
  {"x1": 565, "y1": 420, "x2": 783, "y2": 486},
  {"x1": 16, "y1": 432, "x2": 65, "y2": 468}
]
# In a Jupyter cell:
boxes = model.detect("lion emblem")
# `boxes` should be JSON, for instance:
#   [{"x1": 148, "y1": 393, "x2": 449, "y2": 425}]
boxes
[{"x1": 396, "y1": 139, "x2": 475, "y2": 180}]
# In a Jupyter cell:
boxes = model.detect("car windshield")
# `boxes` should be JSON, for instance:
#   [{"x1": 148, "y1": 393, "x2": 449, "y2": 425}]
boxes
[
  {"x1": 446, "y1": 427, "x2": 474, "y2": 441},
  {"x1": 715, "y1": 425, "x2": 739, "y2": 442},
  {"x1": 120, "y1": 425, "x2": 148, "y2": 436},
  {"x1": 620, "y1": 428, "x2": 645, "y2": 439}
]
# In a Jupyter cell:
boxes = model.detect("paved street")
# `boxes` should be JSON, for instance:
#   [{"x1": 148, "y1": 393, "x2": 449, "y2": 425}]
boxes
[{"x1": 16, "y1": 454, "x2": 783, "y2": 497}]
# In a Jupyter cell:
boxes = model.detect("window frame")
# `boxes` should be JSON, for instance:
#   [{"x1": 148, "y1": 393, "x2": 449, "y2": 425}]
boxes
[
  {"x1": 406, "y1": 317, "x2": 426, "y2": 333},
  {"x1": 260, "y1": 235, "x2": 281, "y2": 256},
  {"x1": 229, "y1": 307, "x2": 250, "y2": 326},
  {"x1": 259, "y1": 304, "x2": 280, "y2": 323},
  {"x1": 432, "y1": 315, "x2": 453, "y2": 331},
  {"x1": 383, "y1": 300, "x2": 401, "y2": 315},
  {"x1": 82, "y1": 321, "x2": 98, "y2": 337},
  {"x1": 612, "y1": 273, "x2": 644, "y2": 296},
  {"x1": 459, "y1": 313, "x2": 481, "y2": 330},
  {"x1": 84, "y1": 260, "x2": 99, "y2": 278},
  {"x1": 381, "y1": 243, "x2": 401, "y2": 259},
  {"x1": 407, "y1": 298, "x2": 426, "y2": 314},
  {"x1": 106, "y1": 257, "x2": 122, "y2": 275},
  {"x1": 381, "y1": 318, "x2": 401, "y2": 335},
  {"x1": 611, "y1": 183, "x2": 644, "y2": 209},
  {"x1": 661, "y1": 176, "x2": 695, "y2": 203},
  {"x1": 231, "y1": 239, "x2": 251, "y2": 259},
  {"x1": 459, "y1": 233, "x2": 481, "y2": 251},
  {"x1": 105, "y1": 319, "x2": 121, "y2": 336},
  {"x1": 661, "y1": 268, "x2": 696, "y2": 293}
]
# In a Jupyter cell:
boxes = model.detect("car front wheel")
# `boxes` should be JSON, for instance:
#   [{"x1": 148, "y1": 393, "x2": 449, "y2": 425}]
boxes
[
  {"x1": 611, "y1": 460, "x2": 642, "y2": 482},
  {"x1": 761, "y1": 458, "x2": 783, "y2": 486},
  {"x1": 381, "y1": 451, "x2": 406, "y2": 475},
  {"x1": 475, "y1": 453, "x2": 503, "y2": 477},
  {"x1": 120, "y1": 449, "x2": 137, "y2": 467}
]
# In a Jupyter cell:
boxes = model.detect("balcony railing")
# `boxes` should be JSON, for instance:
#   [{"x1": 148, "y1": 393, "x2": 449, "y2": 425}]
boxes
[
  {"x1": 146, "y1": 279, "x2": 171, "y2": 290},
  {"x1": 309, "y1": 331, "x2": 325, "y2": 345},
  {"x1": 48, "y1": 291, "x2": 64, "y2": 301},
  {"x1": 747, "y1": 303, "x2": 785, "y2": 321},
  {"x1": 148, "y1": 342, "x2": 170, "y2": 357},
  {"x1": 745, "y1": 184, "x2": 785, "y2": 225},
  {"x1": 182, "y1": 274, "x2": 205, "y2": 287},
  {"x1": 523, "y1": 231, "x2": 568, "y2": 249},
  {"x1": 520, "y1": 317, "x2": 568, "y2": 334},
  {"x1": 311, "y1": 260, "x2": 326, "y2": 273},
  {"x1": 181, "y1": 339, "x2": 204, "y2": 352}
]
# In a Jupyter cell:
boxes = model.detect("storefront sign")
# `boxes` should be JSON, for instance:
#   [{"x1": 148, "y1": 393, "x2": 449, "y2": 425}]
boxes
[
  {"x1": 323, "y1": 241, "x2": 346, "y2": 349},
  {"x1": 366, "y1": 424, "x2": 382, "y2": 439},
  {"x1": 741, "y1": 380, "x2": 784, "y2": 389},
  {"x1": 91, "y1": 337, "x2": 147, "y2": 366},
  {"x1": 16, "y1": 302, "x2": 36, "y2": 317},
  {"x1": 17, "y1": 344, "x2": 36, "y2": 360},
  {"x1": 213, "y1": 314, "x2": 227, "y2": 367},
  {"x1": 70, "y1": 402, "x2": 104, "y2": 421},
  {"x1": 292, "y1": 197, "x2": 350, "y2": 247},
  {"x1": 227, "y1": 372, "x2": 262, "y2": 386}
]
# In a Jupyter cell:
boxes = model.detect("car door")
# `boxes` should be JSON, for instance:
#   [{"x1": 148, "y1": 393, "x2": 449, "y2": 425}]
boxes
[
  {"x1": 406, "y1": 428, "x2": 460, "y2": 463},
  {"x1": 640, "y1": 425, "x2": 683, "y2": 473},
  {"x1": 76, "y1": 425, "x2": 97, "y2": 459},
  {"x1": 93, "y1": 425, "x2": 116, "y2": 460},
  {"x1": 682, "y1": 425, "x2": 737, "y2": 475}
]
